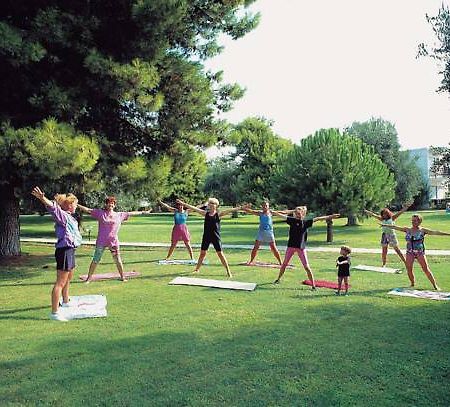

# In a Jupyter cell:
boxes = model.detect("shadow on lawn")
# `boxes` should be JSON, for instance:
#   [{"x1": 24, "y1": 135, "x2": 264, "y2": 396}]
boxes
[{"x1": 2, "y1": 301, "x2": 449, "y2": 406}]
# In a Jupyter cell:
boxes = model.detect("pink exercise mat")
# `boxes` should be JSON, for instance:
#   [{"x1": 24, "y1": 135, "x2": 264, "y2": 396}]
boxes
[
  {"x1": 239, "y1": 261, "x2": 294, "y2": 269},
  {"x1": 79, "y1": 271, "x2": 141, "y2": 281},
  {"x1": 302, "y1": 280, "x2": 351, "y2": 289}
]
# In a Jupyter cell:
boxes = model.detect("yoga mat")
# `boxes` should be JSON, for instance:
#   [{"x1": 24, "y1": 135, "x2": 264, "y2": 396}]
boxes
[
  {"x1": 58, "y1": 295, "x2": 107, "y2": 320},
  {"x1": 158, "y1": 259, "x2": 208, "y2": 265},
  {"x1": 239, "y1": 261, "x2": 293, "y2": 269},
  {"x1": 388, "y1": 288, "x2": 450, "y2": 301},
  {"x1": 79, "y1": 271, "x2": 141, "y2": 281},
  {"x1": 169, "y1": 276, "x2": 256, "y2": 291},
  {"x1": 354, "y1": 265, "x2": 402, "y2": 273},
  {"x1": 302, "y1": 280, "x2": 351, "y2": 289}
]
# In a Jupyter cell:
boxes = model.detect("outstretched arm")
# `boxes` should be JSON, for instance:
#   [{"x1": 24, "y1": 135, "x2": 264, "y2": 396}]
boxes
[
  {"x1": 422, "y1": 228, "x2": 450, "y2": 237},
  {"x1": 77, "y1": 204, "x2": 93, "y2": 214},
  {"x1": 159, "y1": 201, "x2": 176, "y2": 213},
  {"x1": 313, "y1": 214, "x2": 340, "y2": 222},
  {"x1": 392, "y1": 201, "x2": 413, "y2": 221},
  {"x1": 219, "y1": 205, "x2": 244, "y2": 218},
  {"x1": 271, "y1": 210, "x2": 289, "y2": 219},
  {"x1": 379, "y1": 223, "x2": 408, "y2": 233},
  {"x1": 176, "y1": 199, "x2": 206, "y2": 216},
  {"x1": 364, "y1": 209, "x2": 382, "y2": 221},
  {"x1": 241, "y1": 205, "x2": 260, "y2": 216},
  {"x1": 31, "y1": 186, "x2": 53, "y2": 208},
  {"x1": 127, "y1": 208, "x2": 152, "y2": 216}
]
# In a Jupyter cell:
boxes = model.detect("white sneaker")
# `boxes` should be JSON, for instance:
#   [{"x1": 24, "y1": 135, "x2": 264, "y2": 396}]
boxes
[
  {"x1": 49, "y1": 312, "x2": 68, "y2": 322},
  {"x1": 60, "y1": 301, "x2": 74, "y2": 308}
]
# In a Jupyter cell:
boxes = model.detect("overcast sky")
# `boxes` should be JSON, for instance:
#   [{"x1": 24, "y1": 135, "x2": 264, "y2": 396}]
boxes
[{"x1": 205, "y1": 0, "x2": 450, "y2": 152}]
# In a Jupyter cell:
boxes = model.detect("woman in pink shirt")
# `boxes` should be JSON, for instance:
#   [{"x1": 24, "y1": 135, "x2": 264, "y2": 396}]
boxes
[{"x1": 78, "y1": 196, "x2": 151, "y2": 282}]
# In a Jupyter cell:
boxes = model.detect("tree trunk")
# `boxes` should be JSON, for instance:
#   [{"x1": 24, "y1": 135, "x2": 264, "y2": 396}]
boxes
[
  {"x1": 326, "y1": 219, "x2": 333, "y2": 243},
  {"x1": 346, "y1": 214, "x2": 358, "y2": 226},
  {"x1": 0, "y1": 184, "x2": 21, "y2": 257}
]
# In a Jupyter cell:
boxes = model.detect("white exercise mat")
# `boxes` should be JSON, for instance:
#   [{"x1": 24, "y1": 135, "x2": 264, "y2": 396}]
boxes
[
  {"x1": 354, "y1": 265, "x2": 402, "y2": 273},
  {"x1": 59, "y1": 295, "x2": 107, "y2": 320},
  {"x1": 169, "y1": 276, "x2": 256, "y2": 291},
  {"x1": 158, "y1": 259, "x2": 208, "y2": 265},
  {"x1": 388, "y1": 288, "x2": 450, "y2": 301}
]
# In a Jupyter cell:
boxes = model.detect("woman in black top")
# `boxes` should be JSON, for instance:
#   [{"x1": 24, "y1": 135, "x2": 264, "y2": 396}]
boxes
[
  {"x1": 176, "y1": 198, "x2": 243, "y2": 277},
  {"x1": 273, "y1": 206, "x2": 340, "y2": 288}
]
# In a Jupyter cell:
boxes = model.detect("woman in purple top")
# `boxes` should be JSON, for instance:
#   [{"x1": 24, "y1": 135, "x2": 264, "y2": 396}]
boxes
[
  {"x1": 32, "y1": 186, "x2": 82, "y2": 321},
  {"x1": 78, "y1": 196, "x2": 152, "y2": 283}
]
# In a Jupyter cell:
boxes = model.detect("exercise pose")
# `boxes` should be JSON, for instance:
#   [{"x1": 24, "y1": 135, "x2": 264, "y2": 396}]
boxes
[
  {"x1": 243, "y1": 201, "x2": 283, "y2": 265},
  {"x1": 78, "y1": 197, "x2": 151, "y2": 283},
  {"x1": 176, "y1": 198, "x2": 242, "y2": 277},
  {"x1": 159, "y1": 200, "x2": 194, "y2": 261},
  {"x1": 31, "y1": 186, "x2": 82, "y2": 321},
  {"x1": 273, "y1": 206, "x2": 340, "y2": 289},
  {"x1": 364, "y1": 203, "x2": 411, "y2": 267},
  {"x1": 382, "y1": 214, "x2": 450, "y2": 290}
]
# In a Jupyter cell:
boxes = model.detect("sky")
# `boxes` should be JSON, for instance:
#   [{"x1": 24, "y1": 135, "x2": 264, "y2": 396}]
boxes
[{"x1": 205, "y1": 0, "x2": 450, "y2": 153}]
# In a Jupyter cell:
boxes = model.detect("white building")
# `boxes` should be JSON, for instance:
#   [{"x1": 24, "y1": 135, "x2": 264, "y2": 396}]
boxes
[{"x1": 408, "y1": 147, "x2": 449, "y2": 202}]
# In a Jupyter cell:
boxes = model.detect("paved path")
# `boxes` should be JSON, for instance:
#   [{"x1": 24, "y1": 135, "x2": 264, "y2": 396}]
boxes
[{"x1": 20, "y1": 238, "x2": 450, "y2": 256}]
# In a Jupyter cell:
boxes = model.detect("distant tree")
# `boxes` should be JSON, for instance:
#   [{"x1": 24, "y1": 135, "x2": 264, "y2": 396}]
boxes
[
  {"x1": 346, "y1": 117, "x2": 423, "y2": 205},
  {"x1": 227, "y1": 117, "x2": 293, "y2": 204},
  {"x1": 418, "y1": 4, "x2": 450, "y2": 95},
  {"x1": 203, "y1": 158, "x2": 239, "y2": 206},
  {"x1": 430, "y1": 144, "x2": 450, "y2": 186},
  {"x1": 272, "y1": 129, "x2": 395, "y2": 241}
]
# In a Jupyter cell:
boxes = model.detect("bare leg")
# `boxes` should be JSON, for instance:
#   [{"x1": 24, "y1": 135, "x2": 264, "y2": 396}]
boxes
[
  {"x1": 165, "y1": 242, "x2": 177, "y2": 260},
  {"x1": 61, "y1": 270, "x2": 74, "y2": 304},
  {"x1": 416, "y1": 254, "x2": 439, "y2": 290},
  {"x1": 381, "y1": 245, "x2": 388, "y2": 266},
  {"x1": 113, "y1": 254, "x2": 126, "y2": 281},
  {"x1": 183, "y1": 241, "x2": 194, "y2": 260},
  {"x1": 194, "y1": 250, "x2": 207, "y2": 273},
  {"x1": 85, "y1": 261, "x2": 98, "y2": 283},
  {"x1": 217, "y1": 250, "x2": 232, "y2": 278},
  {"x1": 393, "y1": 245, "x2": 407, "y2": 265},
  {"x1": 343, "y1": 276, "x2": 349, "y2": 294},
  {"x1": 406, "y1": 253, "x2": 415, "y2": 287},
  {"x1": 337, "y1": 276, "x2": 343, "y2": 294},
  {"x1": 52, "y1": 270, "x2": 70, "y2": 313},
  {"x1": 304, "y1": 265, "x2": 316, "y2": 289},
  {"x1": 247, "y1": 241, "x2": 261, "y2": 264},
  {"x1": 269, "y1": 241, "x2": 282, "y2": 265}
]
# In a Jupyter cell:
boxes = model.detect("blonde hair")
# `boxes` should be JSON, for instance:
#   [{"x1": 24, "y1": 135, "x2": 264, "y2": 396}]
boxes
[
  {"x1": 54, "y1": 193, "x2": 78, "y2": 210},
  {"x1": 208, "y1": 197, "x2": 220, "y2": 207},
  {"x1": 341, "y1": 245, "x2": 352, "y2": 254},
  {"x1": 295, "y1": 206, "x2": 307, "y2": 214},
  {"x1": 412, "y1": 213, "x2": 423, "y2": 224}
]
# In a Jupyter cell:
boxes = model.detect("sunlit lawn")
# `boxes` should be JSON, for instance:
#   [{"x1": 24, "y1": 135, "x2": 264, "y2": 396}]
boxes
[{"x1": 1, "y1": 243, "x2": 450, "y2": 406}]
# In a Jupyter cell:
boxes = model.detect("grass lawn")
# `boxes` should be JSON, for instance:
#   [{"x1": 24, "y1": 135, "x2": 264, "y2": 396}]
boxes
[
  {"x1": 1, "y1": 243, "x2": 450, "y2": 406},
  {"x1": 20, "y1": 209, "x2": 450, "y2": 249}
]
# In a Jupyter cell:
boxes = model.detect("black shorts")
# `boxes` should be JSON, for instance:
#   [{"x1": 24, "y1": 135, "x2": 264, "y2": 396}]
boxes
[
  {"x1": 55, "y1": 247, "x2": 76, "y2": 271},
  {"x1": 338, "y1": 270, "x2": 350, "y2": 278},
  {"x1": 201, "y1": 236, "x2": 222, "y2": 251}
]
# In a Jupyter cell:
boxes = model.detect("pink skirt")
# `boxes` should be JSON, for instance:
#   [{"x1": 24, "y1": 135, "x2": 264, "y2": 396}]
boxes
[{"x1": 171, "y1": 224, "x2": 191, "y2": 243}]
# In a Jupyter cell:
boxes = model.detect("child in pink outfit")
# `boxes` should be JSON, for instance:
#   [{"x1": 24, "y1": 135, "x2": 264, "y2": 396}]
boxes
[{"x1": 78, "y1": 196, "x2": 151, "y2": 282}]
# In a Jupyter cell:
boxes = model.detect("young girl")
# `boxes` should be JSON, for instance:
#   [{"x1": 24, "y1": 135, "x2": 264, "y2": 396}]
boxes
[
  {"x1": 78, "y1": 197, "x2": 151, "y2": 283},
  {"x1": 176, "y1": 198, "x2": 242, "y2": 277},
  {"x1": 382, "y1": 214, "x2": 450, "y2": 290},
  {"x1": 242, "y1": 201, "x2": 283, "y2": 265},
  {"x1": 159, "y1": 200, "x2": 194, "y2": 261},
  {"x1": 364, "y1": 203, "x2": 411, "y2": 267},
  {"x1": 336, "y1": 246, "x2": 352, "y2": 296},
  {"x1": 273, "y1": 206, "x2": 340, "y2": 288},
  {"x1": 31, "y1": 186, "x2": 82, "y2": 321}
]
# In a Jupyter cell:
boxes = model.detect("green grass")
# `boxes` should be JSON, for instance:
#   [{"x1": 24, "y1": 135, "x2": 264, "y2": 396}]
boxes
[
  {"x1": 20, "y1": 209, "x2": 450, "y2": 249},
  {"x1": 1, "y1": 243, "x2": 450, "y2": 406}
]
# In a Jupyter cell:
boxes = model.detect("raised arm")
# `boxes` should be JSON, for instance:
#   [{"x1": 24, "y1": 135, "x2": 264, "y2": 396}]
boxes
[
  {"x1": 159, "y1": 201, "x2": 176, "y2": 213},
  {"x1": 77, "y1": 204, "x2": 93, "y2": 214},
  {"x1": 241, "y1": 204, "x2": 259, "y2": 216},
  {"x1": 271, "y1": 210, "x2": 289, "y2": 219},
  {"x1": 422, "y1": 228, "x2": 450, "y2": 237},
  {"x1": 313, "y1": 214, "x2": 340, "y2": 223},
  {"x1": 127, "y1": 208, "x2": 153, "y2": 216},
  {"x1": 379, "y1": 223, "x2": 408, "y2": 233},
  {"x1": 219, "y1": 205, "x2": 244, "y2": 218},
  {"x1": 31, "y1": 186, "x2": 53, "y2": 208},
  {"x1": 176, "y1": 199, "x2": 206, "y2": 216},
  {"x1": 392, "y1": 202, "x2": 413, "y2": 221},
  {"x1": 364, "y1": 209, "x2": 382, "y2": 221}
]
